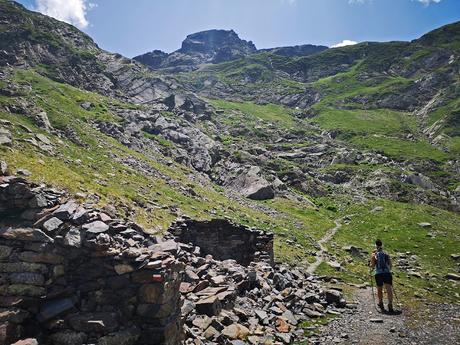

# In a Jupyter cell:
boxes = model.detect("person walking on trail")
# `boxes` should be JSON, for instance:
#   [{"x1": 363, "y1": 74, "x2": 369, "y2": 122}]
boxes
[{"x1": 369, "y1": 239, "x2": 394, "y2": 313}]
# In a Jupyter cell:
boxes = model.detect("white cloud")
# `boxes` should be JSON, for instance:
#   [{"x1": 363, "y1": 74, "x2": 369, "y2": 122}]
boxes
[
  {"x1": 34, "y1": 0, "x2": 92, "y2": 29},
  {"x1": 416, "y1": 0, "x2": 442, "y2": 5},
  {"x1": 331, "y1": 40, "x2": 358, "y2": 48},
  {"x1": 350, "y1": 0, "x2": 442, "y2": 4}
]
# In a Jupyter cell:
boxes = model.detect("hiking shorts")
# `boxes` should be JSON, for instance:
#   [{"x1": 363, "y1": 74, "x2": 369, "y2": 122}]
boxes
[{"x1": 375, "y1": 272, "x2": 392, "y2": 287}]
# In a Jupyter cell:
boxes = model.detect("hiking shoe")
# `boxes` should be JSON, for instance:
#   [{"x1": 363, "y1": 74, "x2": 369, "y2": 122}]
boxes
[
  {"x1": 378, "y1": 302, "x2": 385, "y2": 311},
  {"x1": 388, "y1": 304, "x2": 394, "y2": 313}
]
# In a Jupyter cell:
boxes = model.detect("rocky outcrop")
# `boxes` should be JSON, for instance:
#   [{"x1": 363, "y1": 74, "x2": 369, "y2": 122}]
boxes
[
  {"x1": 134, "y1": 30, "x2": 256, "y2": 72},
  {"x1": 259, "y1": 44, "x2": 328, "y2": 57},
  {"x1": 169, "y1": 218, "x2": 274, "y2": 266}
]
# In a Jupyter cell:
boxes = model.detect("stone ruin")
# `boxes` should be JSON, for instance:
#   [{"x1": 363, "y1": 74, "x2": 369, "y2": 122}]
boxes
[
  {"x1": 0, "y1": 166, "x2": 350, "y2": 345},
  {"x1": 0, "y1": 175, "x2": 183, "y2": 345},
  {"x1": 168, "y1": 219, "x2": 274, "y2": 266}
]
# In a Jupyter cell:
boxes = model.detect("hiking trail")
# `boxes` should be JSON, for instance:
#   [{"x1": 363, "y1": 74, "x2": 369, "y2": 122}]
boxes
[
  {"x1": 307, "y1": 216, "x2": 349, "y2": 274},
  {"x1": 311, "y1": 286, "x2": 460, "y2": 344}
]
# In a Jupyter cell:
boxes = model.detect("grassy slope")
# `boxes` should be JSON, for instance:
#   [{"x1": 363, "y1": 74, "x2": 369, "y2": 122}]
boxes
[
  {"x1": 0, "y1": 68, "x2": 342, "y2": 264},
  {"x1": 316, "y1": 199, "x2": 460, "y2": 302}
]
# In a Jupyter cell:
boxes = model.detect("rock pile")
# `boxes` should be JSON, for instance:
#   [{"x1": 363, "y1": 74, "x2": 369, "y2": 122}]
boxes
[
  {"x1": 168, "y1": 229, "x2": 348, "y2": 344},
  {"x1": 0, "y1": 173, "x2": 183, "y2": 345}
]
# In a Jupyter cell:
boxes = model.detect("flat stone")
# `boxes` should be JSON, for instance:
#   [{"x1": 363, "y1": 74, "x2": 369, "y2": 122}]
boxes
[
  {"x1": 221, "y1": 323, "x2": 250, "y2": 340},
  {"x1": 114, "y1": 264, "x2": 134, "y2": 275},
  {"x1": 28, "y1": 194, "x2": 48, "y2": 208},
  {"x1": 0, "y1": 128, "x2": 12, "y2": 146},
  {"x1": 303, "y1": 308, "x2": 323, "y2": 318},
  {"x1": 35, "y1": 134, "x2": 52, "y2": 145},
  {"x1": 18, "y1": 251, "x2": 64, "y2": 264},
  {"x1": 196, "y1": 295, "x2": 222, "y2": 316},
  {"x1": 0, "y1": 227, "x2": 53, "y2": 243},
  {"x1": 42, "y1": 217, "x2": 63, "y2": 232},
  {"x1": 83, "y1": 221, "x2": 109, "y2": 234},
  {"x1": 275, "y1": 317, "x2": 290, "y2": 333},
  {"x1": 276, "y1": 332, "x2": 292, "y2": 344},
  {"x1": 192, "y1": 315, "x2": 213, "y2": 330},
  {"x1": 5, "y1": 284, "x2": 46, "y2": 297},
  {"x1": 9, "y1": 273, "x2": 45, "y2": 286},
  {"x1": 370, "y1": 318, "x2": 384, "y2": 323},
  {"x1": 0, "y1": 262, "x2": 48, "y2": 274},
  {"x1": 418, "y1": 222, "x2": 432, "y2": 228},
  {"x1": 0, "y1": 245, "x2": 12, "y2": 259},
  {"x1": 203, "y1": 325, "x2": 219, "y2": 340},
  {"x1": 63, "y1": 228, "x2": 82, "y2": 248},
  {"x1": 0, "y1": 161, "x2": 7, "y2": 175},
  {"x1": 282, "y1": 310, "x2": 297, "y2": 325},
  {"x1": 53, "y1": 201, "x2": 78, "y2": 220},
  {"x1": 325, "y1": 289, "x2": 343, "y2": 304},
  {"x1": 149, "y1": 240, "x2": 178, "y2": 254},
  {"x1": 10, "y1": 339, "x2": 38, "y2": 345},
  {"x1": 446, "y1": 273, "x2": 460, "y2": 281},
  {"x1": 254, "y1": 309, "x2": 268, "y2": 321},
  {"x1": 38, "y1": 298, "x2": 77, "y2": 322}
]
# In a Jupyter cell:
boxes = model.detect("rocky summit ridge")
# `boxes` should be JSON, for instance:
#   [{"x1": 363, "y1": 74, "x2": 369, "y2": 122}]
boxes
[
  {"x1": 133, "y1": 29, "x2": 326, "y2": 72},
  {"x1": 0, "y1": 0, "x2": 460, "y2": 344}
]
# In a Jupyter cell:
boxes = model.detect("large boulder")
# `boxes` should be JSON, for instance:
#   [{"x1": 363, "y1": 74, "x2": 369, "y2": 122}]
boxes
[{"x1": 230, "y1": 166, "x2": 275, "y2": 200}]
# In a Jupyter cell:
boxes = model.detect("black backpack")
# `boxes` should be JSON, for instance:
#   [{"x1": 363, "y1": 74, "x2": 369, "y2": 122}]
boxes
[{"x1": 376, "y1": 251, "x2": 390, "y2": 272}]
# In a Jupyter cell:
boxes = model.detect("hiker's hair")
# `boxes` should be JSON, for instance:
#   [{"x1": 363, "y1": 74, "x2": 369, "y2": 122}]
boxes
[{"x1": 375, "y1": 239, "x2": 383, "y2": 248}]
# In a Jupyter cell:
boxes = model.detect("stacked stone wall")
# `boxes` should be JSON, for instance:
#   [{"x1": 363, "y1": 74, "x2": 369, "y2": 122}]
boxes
[
  {"x1": 0, "y1": 175, "x2": 183, "y2": 345},
  {"x1": 168, "y1": 218, "x2": 274, "y2": 266}
]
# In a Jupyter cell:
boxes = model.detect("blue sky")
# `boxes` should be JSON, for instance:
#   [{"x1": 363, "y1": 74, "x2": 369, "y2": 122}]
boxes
[{"x1": 16, "y1": 0, "x2": 460, "y2": 58}]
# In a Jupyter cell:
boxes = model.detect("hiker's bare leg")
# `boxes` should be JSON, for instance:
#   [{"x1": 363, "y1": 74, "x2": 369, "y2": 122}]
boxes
[
  {"x1": 377, "y1": 286, "x2": 383, "y2": 304},
  {"x1": 385, "y1": 283, "x2": 393, "y2": 305}
]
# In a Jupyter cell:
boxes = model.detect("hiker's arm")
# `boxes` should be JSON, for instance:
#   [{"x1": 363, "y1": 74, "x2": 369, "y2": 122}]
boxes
[
  {"x1": 388, "y1": 256, "x2": 392, "y2": 269},
  {"x1": 369, "y1": 254, "x2": 376, "y2": 268}
]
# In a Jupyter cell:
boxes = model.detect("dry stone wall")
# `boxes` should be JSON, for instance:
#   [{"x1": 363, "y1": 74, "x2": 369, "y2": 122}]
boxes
[
  {"x1": 168, "y1": 218, "x2": 274, "y2": 266},
  {"x1": 0, "y1": 175, "x2": 184, "y2": 345}
]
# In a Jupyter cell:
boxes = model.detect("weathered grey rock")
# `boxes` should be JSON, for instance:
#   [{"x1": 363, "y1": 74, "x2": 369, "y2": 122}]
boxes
[
  {"x1": 325, "y1": 289, "x2": 343, "y2": 304},
  {"x1": 0, "y1": 227, "x2": 53, "y2": 243},
  {"x1": 28, "y1": 193, "x2": 48, "y2": 208},
  {"x1": 418, "y1": 222, "x2": 432, "y2": 228},
  {"x1": 0, "y1": 245, "x2": 12, "y2": 259},
  {"x1": 9, "y1": 273, "x2": 45, "y2": 285},
  {"x1": 64, "y1": 228, "x2": 82, "y2": 247},
  {"x1": 0, "y1": 127, "x2": 12, "y2": 146},
  {"x1": 196, "y1": 295, "x2": 222, "y2": 316},
  {"x1": 230, "y1": 166, "x2": 275, "y2": 200},
  {"x1": 10, "y1": 339, "x2": 38, "y2": 345},
  {"x1": 446, "y1": 273, "x2": 460, "y2": 281},
  {"x1": 38, "y1": 298, "x2": 77, "y2": 322},
  {"x1": 0, "y1": 160, "x2": 7, "y2": 175},
  {"x1": 42, "y1": 217, "x2": 63, "y2": 232},
  {"x1": 53, "y1": 201, "x2": 78, "y2": 220},
  {"x1": 82, "y1": 221, "x2": 109, "y2": 234}
]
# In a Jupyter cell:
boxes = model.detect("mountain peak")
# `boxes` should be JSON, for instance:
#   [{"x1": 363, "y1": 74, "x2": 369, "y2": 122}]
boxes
[{"x1": 178, "y1": 29, "x2": 256, "y2": 55}]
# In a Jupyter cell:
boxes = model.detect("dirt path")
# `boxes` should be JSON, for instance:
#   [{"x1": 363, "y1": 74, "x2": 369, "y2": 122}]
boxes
[
  {"x1": 307, "y1": 216, "x2": 348, "y2": 274},
  {"x1": 310, "y1": 287, "x2": 460, "y2": 344}
]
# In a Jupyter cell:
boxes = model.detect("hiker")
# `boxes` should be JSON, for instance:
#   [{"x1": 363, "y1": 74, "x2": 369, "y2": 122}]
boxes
[{"x1": 369, "y1": 239, "x2": 394, "y2": 313}]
